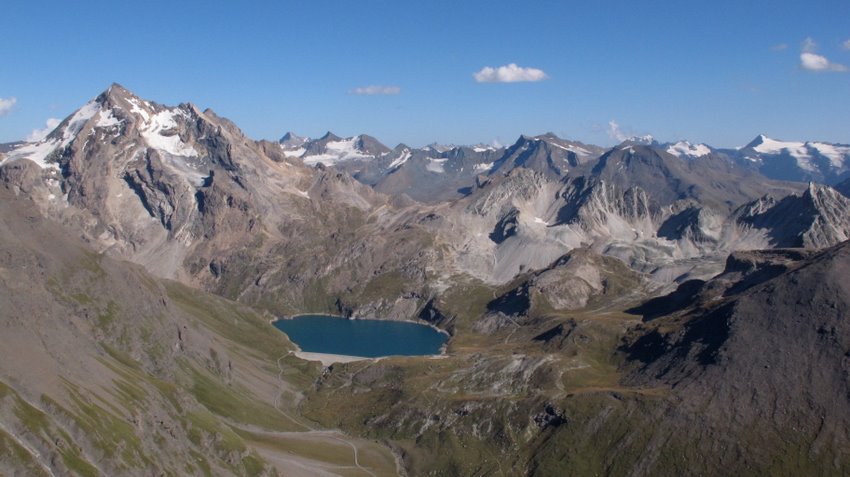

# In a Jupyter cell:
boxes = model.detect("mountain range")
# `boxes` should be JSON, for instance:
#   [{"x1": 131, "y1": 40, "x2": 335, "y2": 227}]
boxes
[
  {"x1": 274, "y1": 129, "x2": 850, "y2": 202},
  {"x1": 1, "y1": 83, "x2": 850, "y2": 475}
]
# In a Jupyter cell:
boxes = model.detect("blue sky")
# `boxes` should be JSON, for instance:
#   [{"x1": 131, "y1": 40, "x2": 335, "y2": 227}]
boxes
[{"x1": 1, "y1": 0, "x2": 849, "y2": 147}]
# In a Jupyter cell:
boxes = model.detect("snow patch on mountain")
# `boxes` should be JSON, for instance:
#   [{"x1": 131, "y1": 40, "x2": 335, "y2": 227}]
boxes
[
  {"x1": 281, "y1": 147, "x2": 305, "y2": 158},
  {"x1": 2, "y1": 141, "x2": 62, "y2": 170},
  {"x1": 666, "y1": 141, "x2": 711, "y2": 158},
  {"x1": 424, "y1": 143, "x2": 454, "y2": 153},
  {"x1": 549, "y1": 142, "x2": 591, "y2": 156},
  {"x1": 302, "y1": 137, "x2": 372, "y2": 166},
  {"x1": 139, "y1": 110, "x2": 198, "y2": 157},
  {"x1": 426, "y1": 158, "x2": 448, "y2": 173},
  {"x1": 2, "y1": 100, "x2": 101, "y2": 170},
  {"x1": 127, "y1": 97, "x2": 151, "y2": 122},
  {"x1": 389, "y1": 148, "x2": 412, "y2": 169},
  {"x1": 751, "y1": 135, "x2": 816, "y2": 172},
  {"x1": 474, "y1": 162, "x2": 494, "y2": 172},
  {"x1": 810, "y1": 142, "x2": 850, "y2": 169},
  {"x1": 96, "y1": 109, "x2": 122, "y2": 128}
]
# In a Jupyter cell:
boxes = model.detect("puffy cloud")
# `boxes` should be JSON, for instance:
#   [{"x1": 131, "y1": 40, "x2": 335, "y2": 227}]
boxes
[
  {"x1": 0, "y1": 97, "x2": 16, "y2": 116},
  {"x1": 800, "y1": 52, "x2": 847, "y2": 72},
  {"x1": 473, "y1": 63, "x2": 548, "y2": 83},
  {"x1": 800, "y1": 37, "x2": 847, "y2": 72},
  {"x1": 607, "y1": 120, "x2": 628, "y2": 142},
  {"x1": 26, "y1": 117, "x2": 61, "y2": 142},
  {"x1": 606, "y1": 120, "x2": 653, "y2": 144},
  {"x1": 347, "y1": 85, "x2": 401, "y2": 95}
]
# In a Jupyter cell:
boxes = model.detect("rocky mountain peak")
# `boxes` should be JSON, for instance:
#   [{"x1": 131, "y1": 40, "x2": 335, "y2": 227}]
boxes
[
  {"x1": 279, "y1": 131, "x2": 309, "y2": 147},
  {"x1": 738, "y1": 183, "x2": 850, "y2": 248},
  {"x1": 617, "y1": 134, "x2": 657, "y2": 147},
  {"x1": 319, "y1": 131, "x2": 342, "y2": 142},
  {"x1": 743, "y1": 134, "x2": 769, "y2": 149},
  {"x1": 99, "y1": 82, "x2": 137, "y2": 105},
  {"x1": 354, "y1": 134, "x2": 391, "y2": 156}
]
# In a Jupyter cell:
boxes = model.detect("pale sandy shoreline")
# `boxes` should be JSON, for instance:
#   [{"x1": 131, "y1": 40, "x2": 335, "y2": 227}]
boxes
[
  {"x1": 293, "y1": 351, "x2": 372, "y2": 366},
  {"x1": 293, "y1": 351, "x2": 449, "y2": 366}
]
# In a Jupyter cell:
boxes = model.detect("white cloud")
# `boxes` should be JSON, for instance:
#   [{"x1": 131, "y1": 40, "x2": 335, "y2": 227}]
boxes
[
  {"x1": 0, "y1": 97, "x2": 16, "y2": 116},
  {"x1": 771, "y1": 43, "x2": 788, "y2": 51},
  {"x1": 607, "y1": 120, "x2": 628, "y2": 142},
  {"x1": 843, "y1": 39, "x2": 850, "y2": 50},
  {"x1": 473, "y1": 63, "x2": 548, "y2": 83},
  {"x1": 347, "y1": 85, "x2": 401, "y2": 95},
  {"x1": 605, "y1": 120, "x2": 654, "y2": 144},
  {"x1": 799, "y1": 37, "x2": 847, "y2": 72},
  {"x1": 800, "y1": 52, "x2": 847, "y2": 72},
  {"x1": 25, "y1": 118, "x2": 61, "y2": 142}
]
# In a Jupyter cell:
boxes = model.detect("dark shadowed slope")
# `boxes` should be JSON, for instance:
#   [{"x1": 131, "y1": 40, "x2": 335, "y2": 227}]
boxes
[{"x1": 620, "y1": 241, "x2": 850, "y2": 475}]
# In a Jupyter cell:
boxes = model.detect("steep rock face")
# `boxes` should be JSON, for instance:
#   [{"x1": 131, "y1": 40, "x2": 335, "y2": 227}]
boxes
[
  {"x1": 738, "y1": 183, "x2": 850, "y2": 248},
  {"x1": 450, "y1": 139, "x2": 842, "y2": 291},
  {"x1": 554, "y1": 176, "x2": 655, "y2": 233},
  {"x1": 490, "y1": 133, "x2": 602, "y2": 180},
  {"x1": 0, "y1": 84, "x2": 295, "y2": 280},
  {"x1": 621, "y1": 241, "x2": 850, "y2": 474},
  {"x1": 489, "y1": 207, "x2": 520, "y2": 244},
  {"x1": 370, "y1": 144, "x2": 502, "y2": 203},
  {"x1": 0, "y1": 85, "x2": 440, "y2": 320},
  {"x1": 657, "y1": 205, "x2": 724, "y2": 244},
  {"x1": 591, "y1": 145, "x2": 793, "y2": 209}
]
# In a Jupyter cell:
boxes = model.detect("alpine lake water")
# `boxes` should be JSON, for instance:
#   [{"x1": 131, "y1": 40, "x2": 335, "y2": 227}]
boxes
[{"x1": 273, "y1": 314, "x2": 448, "y2": 358}]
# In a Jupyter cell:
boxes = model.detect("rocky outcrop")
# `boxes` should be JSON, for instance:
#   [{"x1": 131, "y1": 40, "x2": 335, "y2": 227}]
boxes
[{"x1": 737, "y1": 182, "x2": 850, "y2": 248}]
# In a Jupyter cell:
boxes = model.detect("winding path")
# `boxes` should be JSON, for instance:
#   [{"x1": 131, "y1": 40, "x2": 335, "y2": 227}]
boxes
[{"x1": 270, "y1": 351, "x2": 383, "y2": 477}]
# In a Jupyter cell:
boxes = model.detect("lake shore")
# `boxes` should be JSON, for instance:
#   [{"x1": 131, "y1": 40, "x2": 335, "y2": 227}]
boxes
[
  {"x1": 271, "y1": 314, "x2": 450, "y2": 363},
  {"x1": 293, "y1": 351, "x2": 372, "y2": 366}
]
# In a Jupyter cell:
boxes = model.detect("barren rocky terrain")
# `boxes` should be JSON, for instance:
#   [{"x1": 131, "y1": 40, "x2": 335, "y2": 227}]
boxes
[{"x1": 1, "y1": 85, "x2": 849, "y2": 476}]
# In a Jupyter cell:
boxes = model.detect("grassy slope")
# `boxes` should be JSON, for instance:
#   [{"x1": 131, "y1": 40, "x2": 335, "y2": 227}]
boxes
[{"x1": 0, "y1": 188, "x2": 398, "y2": 477}]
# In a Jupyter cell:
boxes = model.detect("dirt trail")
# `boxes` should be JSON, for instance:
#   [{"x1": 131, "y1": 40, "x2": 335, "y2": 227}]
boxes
[{"x1": 237, "y1": 351, "x2": 393, "y2": 477}]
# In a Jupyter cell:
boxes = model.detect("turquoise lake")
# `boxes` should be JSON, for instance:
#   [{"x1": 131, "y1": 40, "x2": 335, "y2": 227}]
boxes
[{"x1": 273, "y1": 314, "x2": 448, "y2": 358}]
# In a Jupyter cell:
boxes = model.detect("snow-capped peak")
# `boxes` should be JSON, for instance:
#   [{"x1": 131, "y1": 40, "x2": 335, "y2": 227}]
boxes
[
  {"x1": 280, "y1": 132, "x2": 309, "y2": 148},
  {"x1": 472, "y1": 144, "x2": 496, "y2": 153},
  {"x1": 745, "y1": 135, "x2": 806, "y2": 155},
  {"x1": 1, "y1": 100, "x2": 102, "y2": 170},
  {"x1": 626, "y1": 134, "x2": 656, "y2": 145},
  {"x1": 666, "y1": 140, "x2": 711, "y2": 158},
  {"x1": 741, "y1": 134, "x2": 849, "y2": 174},
  {"x1": 301, "y1": 135, "x2": 373, "y2": 166},
  {"x1": 423, "y1": 143, "x2": 454, "y2": 153}
]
